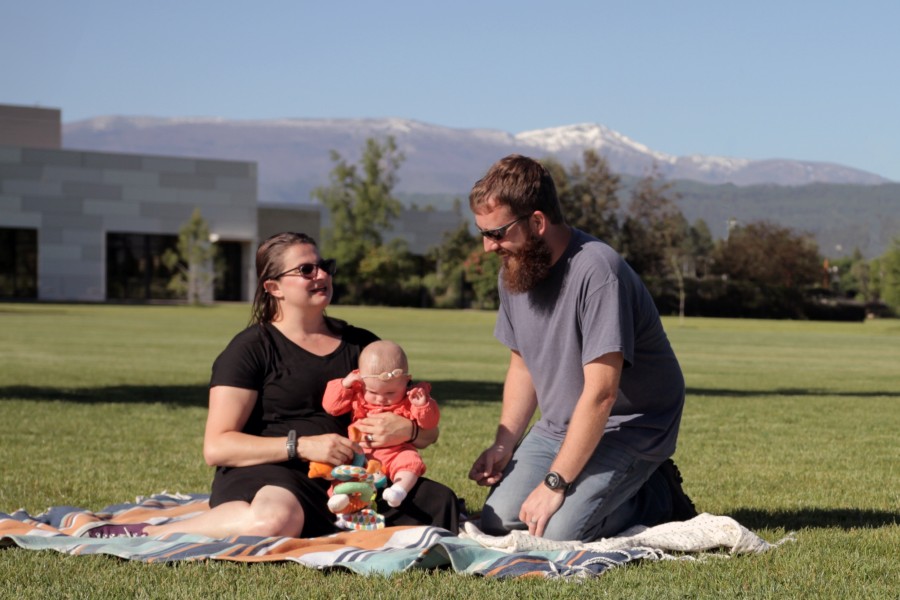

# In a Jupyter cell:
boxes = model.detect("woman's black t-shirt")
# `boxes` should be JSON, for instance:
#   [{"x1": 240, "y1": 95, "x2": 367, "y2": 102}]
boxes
[
  {"x1": 209, "y1": 318, "x2": 379, "y2": 439},
  {"x1": 208, "y1": 318, "x2": 460, "y2": 533}
]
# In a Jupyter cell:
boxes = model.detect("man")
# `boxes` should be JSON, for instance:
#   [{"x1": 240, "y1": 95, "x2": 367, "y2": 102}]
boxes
[{"x1": 467, "y1": 154, "x2": 696, "y2": 541}]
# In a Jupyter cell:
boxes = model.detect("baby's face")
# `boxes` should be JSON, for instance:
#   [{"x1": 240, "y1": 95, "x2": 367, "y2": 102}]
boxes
[{"x1": 362, "y1": 377, "x2": 408, "y2": 407}]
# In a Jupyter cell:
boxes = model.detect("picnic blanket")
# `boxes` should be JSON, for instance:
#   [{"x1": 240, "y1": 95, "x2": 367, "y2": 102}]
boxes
[{"x1": 0, "y1": 492, "x2": 790, "y2": 579}]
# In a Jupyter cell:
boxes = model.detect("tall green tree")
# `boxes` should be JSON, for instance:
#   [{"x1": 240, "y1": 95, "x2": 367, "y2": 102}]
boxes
[
  {"x1": 622, "y1": 167, "x2": 691, "y2": 317},
  {"x1": 711, "y1": 220, "x2": 822, "y2": 288},
  {"x1": 621, "y1": 169, "x2": 686, "y2": 278},
  {"x1": 312, "y1": 137, "x2": 406, "y2": 303},
  {"x1": 424, "y1": 218, "x2": 480, "y2": 308},
  {"x1": 875, "y1": 236, "x2": 900, "y2": 309},
  {"x1": 687, "y1": 218, "x2": 715, "y2": 279},
  {"x1": 620, "y1": 169, "x2": 689, "y2": 315},
  {"x1": 561, "y1": 149, "x2": 622, "y2": 245},
  {"x1": 463, "y1": 249, "x2": 501, "y2": 310},
  {"x1": 543, "y1": 150, "x2": 622, "y2": 245},
  {"x1": 357, "y1": 238, "x2": 424, "y2": 306},
  {"x1": 161, "y1": 208, "x2": 218, "y2": 305},
  {"x1": 540, "y1": 156, "x2": 573, "y2": 215},
  {"x1": 830, "y1": 248, "x2": 870, "y2": 299}
]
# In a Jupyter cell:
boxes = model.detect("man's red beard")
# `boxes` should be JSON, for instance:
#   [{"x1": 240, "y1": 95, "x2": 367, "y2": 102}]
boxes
[{"x1": 501, "y1": 232, "x2": 554, "y2": 294}]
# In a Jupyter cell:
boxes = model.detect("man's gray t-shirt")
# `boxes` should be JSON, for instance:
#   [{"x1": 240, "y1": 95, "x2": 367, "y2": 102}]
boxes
[{"x1": 494, "y1": 228, "x2": 685, "y2": 459}]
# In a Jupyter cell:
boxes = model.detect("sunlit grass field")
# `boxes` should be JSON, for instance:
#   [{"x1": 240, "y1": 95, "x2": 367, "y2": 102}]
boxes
[{"x1": 1, "y1": 303, "x2": 897, "y2": 598}]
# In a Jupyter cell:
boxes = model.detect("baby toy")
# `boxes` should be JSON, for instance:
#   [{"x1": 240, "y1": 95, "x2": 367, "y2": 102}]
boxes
[{"x1": 308, "y1": 426, "x2": 388, "y2": 531}]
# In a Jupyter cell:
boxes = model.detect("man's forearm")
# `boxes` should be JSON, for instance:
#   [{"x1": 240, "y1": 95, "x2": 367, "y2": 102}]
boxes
[
  {"x1": 550, "y1": 394, "x2": 614, "y2": 482},
  {"x1": 549, "y1": 354, "x2": 623, "y2": 482},
  {"x1": 495, "y1": 352, "x2": 538, "y2": 447}
]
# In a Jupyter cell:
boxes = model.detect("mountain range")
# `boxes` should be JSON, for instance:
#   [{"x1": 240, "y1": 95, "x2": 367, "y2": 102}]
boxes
[{"x1": 63, "y1": 116, "x2": 899, "y2": 258}]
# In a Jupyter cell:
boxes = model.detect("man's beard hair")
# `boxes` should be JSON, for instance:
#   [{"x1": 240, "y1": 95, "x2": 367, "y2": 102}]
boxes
[{"x1": 501, "y1": 232, "x2": 554, "y2": 294}]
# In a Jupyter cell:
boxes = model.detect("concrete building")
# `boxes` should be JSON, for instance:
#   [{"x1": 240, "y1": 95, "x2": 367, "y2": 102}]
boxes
[
  {"x1": 0, "y1": 104, "x2": 322, "y2": 302},
  {"x1": 1, "y1": 103, "x2": 466, "y2": 303}
]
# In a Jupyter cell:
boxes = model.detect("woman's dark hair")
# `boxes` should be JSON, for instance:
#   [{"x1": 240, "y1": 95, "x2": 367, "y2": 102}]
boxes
[
  {"x1": 249, "y1": 232, "x2": 318, "y2": 325},
  {"x1": 469, "y1": 154, "x2": 565, "y2": 224}
]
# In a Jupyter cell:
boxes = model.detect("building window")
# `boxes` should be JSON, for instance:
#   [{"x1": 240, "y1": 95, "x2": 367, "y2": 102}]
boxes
[
  {"x1": 106, "y1": 232, "x2": 180, "y2": 301},
  {"x1": 0, "y1": 227, "x2": 37, "y2": 299},
  {"x1": 215, "y1": 240, "x2": 243, "y2": 302},
  {"x1": 106, "y1": 233, "x2": 244, "y2": 302}
]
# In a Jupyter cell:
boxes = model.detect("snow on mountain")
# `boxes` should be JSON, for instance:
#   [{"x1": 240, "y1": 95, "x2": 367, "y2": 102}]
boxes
[
  {"x1": 677, "y1": 154, "x2": 751, "y2": 173},
  {"x1": 63, "y1": 116, "x2": 890, "y2": 203},
  {"x1": 516, "y1": 123, "x2": 672, "y2": 163}
]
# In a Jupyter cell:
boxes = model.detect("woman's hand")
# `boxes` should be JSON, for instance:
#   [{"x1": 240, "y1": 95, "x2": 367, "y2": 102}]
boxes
[
  {"x1": 354, "y1": 412, "x2": 437, "y2": 449},
  {"x1": 296, "y1": 433, "x2": 361, "y2": 466}
]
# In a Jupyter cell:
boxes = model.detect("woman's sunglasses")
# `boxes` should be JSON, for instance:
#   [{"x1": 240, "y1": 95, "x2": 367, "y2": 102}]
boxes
[{"x1": 272, "y1": 258, "x2": 337, "y2": 280}]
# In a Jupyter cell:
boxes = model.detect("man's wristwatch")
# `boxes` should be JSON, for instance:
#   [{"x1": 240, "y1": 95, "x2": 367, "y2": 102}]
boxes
[{"x1": 543, "y1": 471, "x2": 572, "y2": 493}]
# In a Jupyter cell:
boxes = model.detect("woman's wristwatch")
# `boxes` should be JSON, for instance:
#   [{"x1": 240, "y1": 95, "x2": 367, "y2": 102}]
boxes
[{"x1": 286, "y1": 429, "x2": 297, "y2": 460}]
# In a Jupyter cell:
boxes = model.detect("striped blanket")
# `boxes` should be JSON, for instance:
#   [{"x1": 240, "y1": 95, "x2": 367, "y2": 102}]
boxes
[{"x1": 0, "y1": 492, "x2": 784, "y2": 579}]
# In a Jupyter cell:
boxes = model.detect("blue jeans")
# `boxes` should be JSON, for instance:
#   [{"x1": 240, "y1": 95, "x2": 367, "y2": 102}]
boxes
[{"x1": 479, "y1": 431, "x2": 671, "y2": 541}]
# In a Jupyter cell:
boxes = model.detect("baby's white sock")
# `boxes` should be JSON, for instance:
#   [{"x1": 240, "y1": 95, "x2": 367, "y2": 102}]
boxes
[{"x1": 382, "y1": 484, "x2": 408, "y2": 508}]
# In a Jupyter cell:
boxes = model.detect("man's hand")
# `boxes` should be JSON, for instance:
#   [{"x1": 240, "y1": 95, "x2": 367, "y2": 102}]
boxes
[
  {"x1": 519, "y1": 484, "x2": 566, "y2": 538},
  {"x1": 468, "y1": 443, "x2": 512, "y2": 486}
]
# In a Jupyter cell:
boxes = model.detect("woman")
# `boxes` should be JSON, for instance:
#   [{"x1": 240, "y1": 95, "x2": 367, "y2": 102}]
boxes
[{"x1": 141, "y1": 232, "x2": 458, "y2": 538}]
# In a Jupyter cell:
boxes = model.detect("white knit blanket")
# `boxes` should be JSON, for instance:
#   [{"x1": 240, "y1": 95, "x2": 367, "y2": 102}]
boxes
[{"x1": 461, "y1": 512, "x2": 793, "y2": 557}]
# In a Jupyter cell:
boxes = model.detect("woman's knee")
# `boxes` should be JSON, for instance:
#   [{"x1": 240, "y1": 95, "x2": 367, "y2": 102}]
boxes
[
  {"x1": 248, "y1": 505, "x2": 303, "y2": 537},
  {"x1": 247, "y1": 487, "x2": 305, "y2": 537}
]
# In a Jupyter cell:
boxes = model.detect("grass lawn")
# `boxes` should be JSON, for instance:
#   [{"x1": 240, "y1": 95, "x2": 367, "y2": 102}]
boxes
[{"x1": 0, "y1": 303, "x2": 897, "y2": 599}]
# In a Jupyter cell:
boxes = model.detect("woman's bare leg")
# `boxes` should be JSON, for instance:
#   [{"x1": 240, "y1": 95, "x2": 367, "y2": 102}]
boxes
[{"x1": 145, "y1": 486, "x2": 305, "y2": 538}]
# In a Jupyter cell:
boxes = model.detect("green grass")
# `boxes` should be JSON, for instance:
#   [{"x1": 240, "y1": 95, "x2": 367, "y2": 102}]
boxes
[{"x1": 1, "y1": 303, "x2": 898, "y2": 599}]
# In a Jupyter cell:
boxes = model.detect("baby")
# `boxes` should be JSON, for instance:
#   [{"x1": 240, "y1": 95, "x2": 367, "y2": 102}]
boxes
[{"x1": 322, "y1": 340, "x2": 440, "y2": 507}]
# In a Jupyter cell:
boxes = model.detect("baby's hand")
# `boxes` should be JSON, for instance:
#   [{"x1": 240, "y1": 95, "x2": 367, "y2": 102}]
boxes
[
  {"x1": 342, "y1": 371, "x2": 363, "y2": 389},
  {"x1": 408, "y1": 386, "x2": 427, "y2": 406}
]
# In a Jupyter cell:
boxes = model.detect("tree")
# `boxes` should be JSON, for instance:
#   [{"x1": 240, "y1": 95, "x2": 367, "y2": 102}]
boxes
[
  {"x1": 620, "y1": 169, "x2": 689, "y2": 316},
  {"x1": 356, "y1": 238, "x2": 423, "y2": 306},
  {"x1": 848, "y1": 257, "x2": 874, "y2": 302},
  {"x1": 711, "y1": 220, "x2": 822, "y2": 289},
  {"x1": 161, "y1": 208, "x2": 218, "y2": 305},
  {"x1": 424, "y1": 218, "x2": 480, "y2": 308},
  {"x1": 463, "y1": 249, "x2": 501, "y2": 310},
  {"x1": 875, "y1": 236, "x2": 900, "y2": 309},
  {"x1": 686, "y1": 218, "x2": 715, "y2": 279},
  {"x1": 621, "y1": 169, "x2": 686, "y2": 277},
  {"x1": 540, "y1": 157, "x2": 571, "y2": 205},
  {"x1": 559, "y1": 149, "x2": 622, "y2": 245},
  {"x1": 829, "y1": 248, "x2": 870, "y2": 300},
  {"x1": 312, "y1": 137, "x2": 406, "y2": 304}
]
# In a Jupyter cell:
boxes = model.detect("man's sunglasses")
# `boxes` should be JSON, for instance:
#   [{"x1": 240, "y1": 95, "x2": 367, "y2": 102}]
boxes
[
  {"x1": 477, "y1": 214, "x2": 530, "y2": 241},
  {"x1": 272, "y1": 258, "x2": 337, "y2": 280}
]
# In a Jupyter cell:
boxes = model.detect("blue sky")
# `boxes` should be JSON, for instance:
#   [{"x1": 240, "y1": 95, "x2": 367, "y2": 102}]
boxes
[{"x1": 5, "y1": 1, "x2": 899, "y2": 181}]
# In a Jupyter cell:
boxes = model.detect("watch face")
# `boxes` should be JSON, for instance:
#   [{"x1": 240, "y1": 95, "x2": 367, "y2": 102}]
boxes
[{"x1": 545, "y1": 472, "x2": 561, "y2": 489}]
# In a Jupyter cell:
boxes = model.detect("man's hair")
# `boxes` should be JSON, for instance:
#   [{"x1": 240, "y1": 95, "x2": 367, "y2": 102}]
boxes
[{"x1": 469, "y1": 154, "x2": 565, "y2": 224}]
